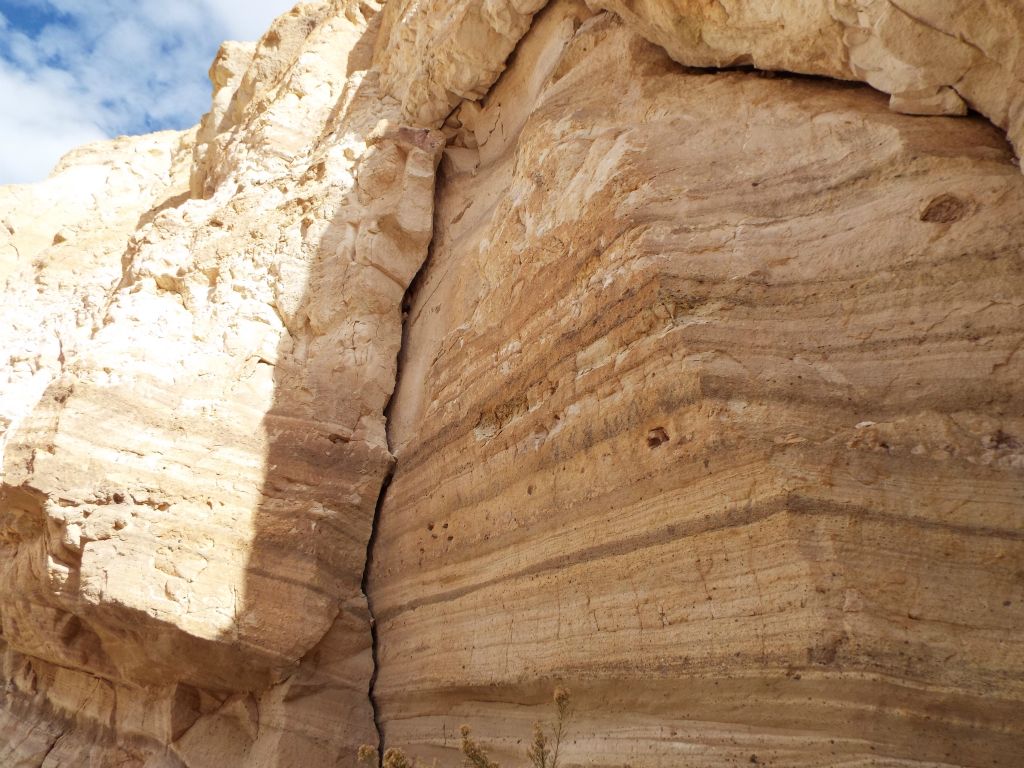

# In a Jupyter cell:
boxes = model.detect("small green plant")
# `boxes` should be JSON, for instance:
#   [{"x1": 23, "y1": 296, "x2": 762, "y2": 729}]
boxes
[{"x1": 358, "y1": 687, "x2": 572, "y2": 768}]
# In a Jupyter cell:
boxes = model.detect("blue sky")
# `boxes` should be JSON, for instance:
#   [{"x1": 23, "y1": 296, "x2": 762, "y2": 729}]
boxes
[{"x1": 0, "y1": 0, "x2": 292, "y2": 183}]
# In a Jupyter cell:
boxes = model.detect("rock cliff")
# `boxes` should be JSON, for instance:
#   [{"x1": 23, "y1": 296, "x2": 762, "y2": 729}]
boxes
[{"x1": 1, "y1": 1, "x2": 1022, "y2": 766}]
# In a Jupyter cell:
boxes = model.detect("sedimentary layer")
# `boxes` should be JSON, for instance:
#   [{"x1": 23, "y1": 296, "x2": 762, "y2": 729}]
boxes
[
  {"x1": 371, "y1": 6, "x2": 1024, "y2": 765},
  {"x1": 1, "y1": 0, "x2": 1022, "y2": 766}
]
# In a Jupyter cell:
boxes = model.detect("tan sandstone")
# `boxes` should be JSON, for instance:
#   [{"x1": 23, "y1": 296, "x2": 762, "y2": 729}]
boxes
[
  {"x1": 373, "y1": 6, "x2": 1024, "y2": 764},
  {"x1": 1, "y1": 0, "x2": 1022, "y2": 766}
]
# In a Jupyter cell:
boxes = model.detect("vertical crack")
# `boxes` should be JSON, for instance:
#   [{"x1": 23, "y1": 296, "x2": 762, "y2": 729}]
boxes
[
  {"x1": 361, "y1": 175, "x2": 442, "y2": 762},
  {"x1": 361, "y1": 465, "x2": 391, "y2": 766},
  {"x1": 37, "y1": 728, "x2": 64, "y2": 767}
]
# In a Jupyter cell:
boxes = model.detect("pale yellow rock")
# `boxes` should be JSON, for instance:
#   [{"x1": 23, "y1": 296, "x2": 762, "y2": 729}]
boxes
[
  {"x1": 0, "y1": 128, "x2": 194, "y2": 466},
  {"x1": 2, "y1": 1, "x2": 441, "y2": 764},
  {"x1": 190, "y1": 40, "x2": 257, "y2": 198},
  {"x1": 587, "y1": 0, "x2": 1024, "y2": 167},
  {"x1": 372, "y1": 0, "x2": 549, "y2": 124},
  {"x1": 1, "y1": 0, "x2": 1022, "y2": 766}
]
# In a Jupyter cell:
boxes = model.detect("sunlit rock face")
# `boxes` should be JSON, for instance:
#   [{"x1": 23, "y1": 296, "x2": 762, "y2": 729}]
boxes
[
  {"x1": 0, "y1": 130, "x2": 196, "y2": 461},
  {"x1": 586, "y1": 0, "x2": 1024, "y2": 161},
  {"x1": 1, "y1": 0, "x2": 1023, "y2": 766},
  {"x1": 1, "y1": 2, "x2": 445, "y2": 764}
]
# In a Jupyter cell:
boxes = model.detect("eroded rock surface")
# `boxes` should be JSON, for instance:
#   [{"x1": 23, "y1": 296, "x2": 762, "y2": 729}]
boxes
[
  {"x1": 1, "y1": 0, "x2": 1022, "y2": 766},
  {"x1": 0, "y1": 130, "x2": 195, "y2": 459},
  {"x1": 588, "y1": 0, "x2": 1024, "y2": 163},
  {"x1": 2, "y1": 1, "x2": 445, "y2": 764},
  {"x1": 372, "y1": 7, "x2": 1024, "y2": 765}
]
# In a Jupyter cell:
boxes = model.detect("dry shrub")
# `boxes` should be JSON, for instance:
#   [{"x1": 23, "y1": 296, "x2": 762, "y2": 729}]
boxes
[
  {"x1": 359, "y1": 688, "x2": 572, "y2": 768},
  {"x1": 358, "y1": 744, "x2": 437, "y2": 768},
  {"x1": 526, "y1": 687, "x2": 572, "y2": 768}
]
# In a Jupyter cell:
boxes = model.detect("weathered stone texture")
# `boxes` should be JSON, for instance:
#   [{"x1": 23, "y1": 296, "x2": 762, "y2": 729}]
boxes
[
  {"x1": 1, "y1": 0, "x2": 1022, "y2": 766},
  {"x1": 2, "y1": 1, "x2": 442, "y2": 764},
  {"x1": 587, "y1": 0, "x2": 1024, "y2": 164},
  {"x1": 372, "y1": 7, "x2": 1024, "y2": 765},
  {"x1": 0, "y1": 129, "x2": 195, "y2": 460}
]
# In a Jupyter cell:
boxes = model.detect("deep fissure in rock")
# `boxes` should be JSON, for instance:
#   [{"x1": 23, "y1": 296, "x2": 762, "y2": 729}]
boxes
[
  {"x1": 362, "y1": 174, "x2": 446, "y2": 758},
  {"x1": 361, "y1": 466, "x2": 391, "y2": 765}
]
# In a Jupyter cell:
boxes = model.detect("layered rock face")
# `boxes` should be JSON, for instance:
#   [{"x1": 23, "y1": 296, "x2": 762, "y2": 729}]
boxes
[
  {"x1": 588, "y1": 0, "x2": 1024, "y2": 158},
  {"x1": 375, "y1": 7, "x2": 1024, "y2": 764},
  {"x1": 2, "y1": 1, "x2": 1023, "y2": 767}
]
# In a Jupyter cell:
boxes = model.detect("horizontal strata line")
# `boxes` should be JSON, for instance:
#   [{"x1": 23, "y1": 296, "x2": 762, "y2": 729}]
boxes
[
  {"x1": 379, "y1": 667, "x2": 1024, "y2": 720},
  {"x1": 375, "y1": 493, "x2": 1024, "y2": 623},
  {"x1": 385, "y1": 444, "x2": 1024, "y2": 573},
  {"x1": 245, "y1": 565, "x2": 362, "y2": 596},
  {"x1": 425, "y1": 221, "x2": 1020, "y2": 379},
  {"x1": 399, "y1": 281, "x2": 1023, "y2": 464},
  {"x1": 417, "y1": 234, "x2": 1020, "y2": 361},
  {"x1": 398, "y1": 325, "x2": 1024, "y2": 469},
  {"x1": 446, "y1": 315, "x2": 1021, "y2": 399}
]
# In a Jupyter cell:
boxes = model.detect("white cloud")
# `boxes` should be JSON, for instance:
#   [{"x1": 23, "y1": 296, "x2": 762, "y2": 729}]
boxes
[
  {"x1": 0, "y1": 0, "x2": 293, "y2": 184},
  {"x1": 0, "y1": 59, "x2": 107, "y2": 183},
  {"x1": 202, "y1": 0, "x2": 296, "y2": 42}
]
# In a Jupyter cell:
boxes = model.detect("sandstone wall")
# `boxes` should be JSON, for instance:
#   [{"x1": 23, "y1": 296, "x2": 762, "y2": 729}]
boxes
[
  {"x1": 1, "y1": 0, "x2": 1022, "y2": 766},
  {"x1": 2, "y1": 2, "x2": 429, "y2": 763},
  {"x1": 373, "y1": 6, "x2": 1024, "y2": 764}
]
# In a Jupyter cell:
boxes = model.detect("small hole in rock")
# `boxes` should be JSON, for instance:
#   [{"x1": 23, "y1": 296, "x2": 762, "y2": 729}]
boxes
[
  {"x1": 647, "y1": 427, "x2": 669, "y2": 448},
  {"x1": 920, "y1": 193, "x2": 967, "y2": 223}
]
